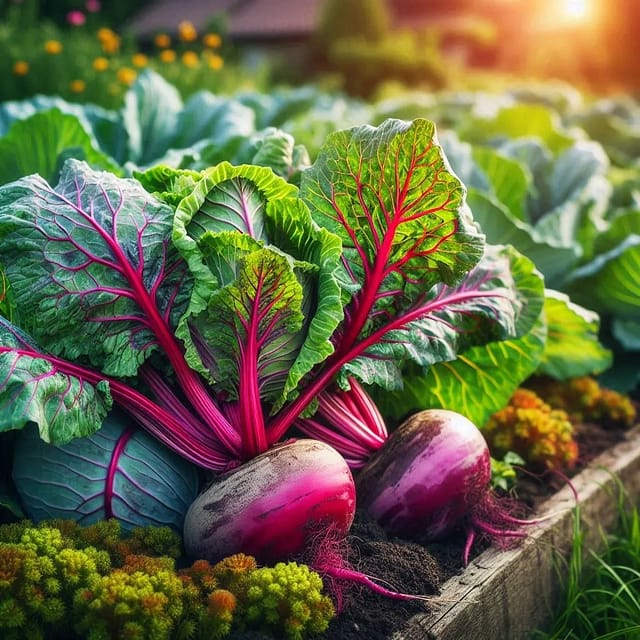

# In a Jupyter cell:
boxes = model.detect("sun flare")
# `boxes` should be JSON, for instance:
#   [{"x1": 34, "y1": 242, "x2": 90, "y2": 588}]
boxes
[{"x1": 564, "y1": 0, "x2": 589, "y2": 20}]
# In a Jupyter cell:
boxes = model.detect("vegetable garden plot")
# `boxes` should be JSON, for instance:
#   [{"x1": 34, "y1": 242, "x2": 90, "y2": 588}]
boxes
[{"x1": 1, "y1": 71, "x2": 639, "y2": 640}]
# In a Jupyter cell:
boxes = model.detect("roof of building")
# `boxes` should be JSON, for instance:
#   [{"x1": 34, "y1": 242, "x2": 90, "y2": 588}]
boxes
[{"x1": 126, "y1": 0, "x2": 322, "y2": 40}]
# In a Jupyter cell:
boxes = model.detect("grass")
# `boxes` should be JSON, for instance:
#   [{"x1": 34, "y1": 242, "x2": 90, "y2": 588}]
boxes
[{"x1": 534, "y1": 484, "x2": 640, "y2": 640}]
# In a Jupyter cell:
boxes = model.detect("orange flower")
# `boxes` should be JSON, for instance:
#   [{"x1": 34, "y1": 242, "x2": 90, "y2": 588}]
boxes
[
  {"x1": 44, "y1": 40, "x2": 63, "y2": 55},
  {"x1": 117, "y1": 67, "x2": 137, "y2": 86},
  {"x1": 159, "y1": 49, "x2": 176, "y2": 63},
  {"x1": 12, "y1": 60, "x2": 29, "y2": 76},
  {"x1": 202, "y1": 32, "x2": 221, "y2": 48},
  {"x1": 96, "y1": 27, "x2": 116, "y2": 42},
  {"x1": 101, "y1": 36, "x2": 120, "y2": 54},
  {"x1": 97, "y1": 27, "x2": 120, "y2": 54},
  {"x1": 92, "y1": 57, "x2": 109, "y2": 71},
  {"x1": 153, "y1": 33, "x2": 171, "y2": 48},
  {"x1": 178, "y1": 20, "x2": 198, "y2": 42},
  {"x1": 181, "y1": 50, "x2": 199, "y2": 68},
  {"x1": 206, "y1": 53, "x2": 223, "y2": 70},
  {"x1": 131, "y1": 53, "x2": 148, "y2": 68},
  {"x1": 70, "y1": 79, "x2": 86, "y2": 93}
]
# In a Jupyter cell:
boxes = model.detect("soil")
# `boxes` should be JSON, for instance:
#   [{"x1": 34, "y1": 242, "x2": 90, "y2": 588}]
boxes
[{"x1": 228, "y1": 419, "x2": 632, "y2": 640}]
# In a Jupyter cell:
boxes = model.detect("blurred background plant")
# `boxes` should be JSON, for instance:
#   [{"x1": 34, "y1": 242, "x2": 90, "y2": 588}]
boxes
[{"x1": 0, "y1": 0, "x2": 268, "y2": 108}]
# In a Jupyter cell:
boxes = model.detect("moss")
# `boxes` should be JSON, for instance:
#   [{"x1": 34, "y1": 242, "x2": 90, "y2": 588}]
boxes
[{"x1": 0, "y1": 519, "x2": 335, "y2": 640}]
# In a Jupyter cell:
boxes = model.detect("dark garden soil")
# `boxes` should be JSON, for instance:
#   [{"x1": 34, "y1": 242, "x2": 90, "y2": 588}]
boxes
[{"x1": 228, "y1": 417, "x2": 634, "y2": 640}]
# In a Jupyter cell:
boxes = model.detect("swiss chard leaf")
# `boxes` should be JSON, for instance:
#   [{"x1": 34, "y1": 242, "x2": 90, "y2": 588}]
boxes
[
  {"x1": 301, "y1": 118, "x2": 484, "y2": 301},
  {"x1": 0, "y1": 159, "x2": 192, "y2": 377},
  {"x1": 0, "y1": 317, "x2": 112, "y2": 443},
  {"x1": 189, "y1": 241, "x2": 305, "y2": 403},
  {"x1": 299, "y1": 119, "x2": 542, "y2": 390},
  {"x1": 173, "y1": 164, "x2": 344, "y2": 407},
  {"x1": 340, "y1": 243, "x2": 544, "y2": 389}
]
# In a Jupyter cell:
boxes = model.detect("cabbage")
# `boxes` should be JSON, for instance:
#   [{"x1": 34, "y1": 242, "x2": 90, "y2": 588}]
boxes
[{"x1": 12, "y1": 410, "x2": 200, "y2": 532}]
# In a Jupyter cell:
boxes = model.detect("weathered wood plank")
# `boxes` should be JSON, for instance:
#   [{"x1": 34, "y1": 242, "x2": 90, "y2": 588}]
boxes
[{"x1": 394, "y1": 427, "x2": 640, "y2": 640}]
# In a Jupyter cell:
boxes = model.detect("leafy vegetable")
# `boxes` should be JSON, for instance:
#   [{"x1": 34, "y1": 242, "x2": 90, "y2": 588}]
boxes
[
  {"x1": 12, "y1": 411, "x2": 200, "y2": 532},
  {"x1": 0, "y1": 118, "x2": 543, "y2": 476}
]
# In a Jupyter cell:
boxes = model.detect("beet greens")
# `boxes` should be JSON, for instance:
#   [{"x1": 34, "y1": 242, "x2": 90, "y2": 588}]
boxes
[{"x1": 0, "y1": 118, "x2": 543, "y2": 471}]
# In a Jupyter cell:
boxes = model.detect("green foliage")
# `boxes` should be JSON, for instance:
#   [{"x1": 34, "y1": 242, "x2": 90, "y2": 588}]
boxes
[
  {"x1": 0, "y1": 519, "x2": 335, "y2": 640},
  {"x1": 490, "y1": 451, "x2": 526, "y2": 492},
  {"x1": 73, "y1": 567, "x2": 185, "y2": 640},
  {"x1": 327, "y1": 31, "x2": 448, "y2": 98},
  {"x1": 316, "y1": 0, "x2": 390, "y2": 47},
  {"x1": 483, "y1": 387, "x2": 579, "y2": 471},
  {"x1": 236, "y1": 562, "x2": 335, "y2": 639}
]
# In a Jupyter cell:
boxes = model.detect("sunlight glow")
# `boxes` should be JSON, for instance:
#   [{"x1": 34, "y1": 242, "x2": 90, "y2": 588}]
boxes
[{"x1": 564, "y1": 0, "x2": 589, "y2": 20}]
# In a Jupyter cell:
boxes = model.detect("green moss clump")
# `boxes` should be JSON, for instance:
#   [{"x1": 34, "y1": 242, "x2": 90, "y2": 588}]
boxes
[
  {"x1": 236, "y1": 561, "x2": 335, "y2": 639},
  {"x1": 0, "y1": 520, "x2": 335, "y2": 640}
]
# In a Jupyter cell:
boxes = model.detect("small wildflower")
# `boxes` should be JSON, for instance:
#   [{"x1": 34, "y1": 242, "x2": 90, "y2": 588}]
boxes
[
  {"x1": 92, "y1": 56, "x2": 109, "y2": 71},
  {"x1": 96, "y1": 27, "x2": 115, "y2": 42},
  {"x1": 154, "y1": 33, "x2": 171, "y2": 48},
  {"x1": 131, "y1": 53, "x2": 148, "y2": 68},
  {"x1": 159, "y1": 49, "x2": 177, "y2": 63},
  {"x1": 206, "y1": 53, "x2": 224, "y2": 70},
  {"x1": 181, "y1": 50, "x2": 200, "y2": 67},
  {"x1": 178, "y1": 20, "x2": 198, "y2": 42},
  {"x1": 70, "y1": 79, "x2": 86, "y2": 93},
  {"x1": 85, "y1": 0, "x2": 101, "y2": 12},
  {"x1": 117, "y1": 67, "x2": 137, "y2": 86},
  {"x1": 66, "y1": 10, "x2": 86, "y2": 26},
  {"x1": 12, "y1": 60, "x2": 29, "y2": 76},
  {"x1": 97, "y1": 27, "x2": 120, "y2": 54},
  {"x1": 202, "y1": 32, "x2": 222, "y2": 48},
  {"x1": 44, "y1": 40, "x2": 63, "y2": 55}
]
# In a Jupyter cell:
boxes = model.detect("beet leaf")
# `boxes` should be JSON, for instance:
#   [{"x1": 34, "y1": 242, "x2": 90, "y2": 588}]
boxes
[{"x1": 0, "y1": 316, "x2": 112, "y2": 443}]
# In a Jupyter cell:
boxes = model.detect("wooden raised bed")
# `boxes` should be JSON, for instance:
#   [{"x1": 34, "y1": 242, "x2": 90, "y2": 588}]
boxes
[{"x1": 395, "y1": 427, "x2": 640, "y2": 640}]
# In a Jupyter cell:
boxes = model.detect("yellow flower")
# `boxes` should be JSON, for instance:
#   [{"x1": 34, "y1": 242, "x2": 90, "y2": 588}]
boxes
[
  {"x1": 154, "y1": 33, "x2": 171, "y2": 49},
  {"x1": 159, "y1": 49, "x2": 176, "y2": 63},
  {"x1": 92, "y1": 57, "x2": 109, "y2": 71},
  {"x1": 12, "y1": 60, "x2": 29, "y2": 76},
  {"x1": 202, "y1": 32, "x2": 221, "y2": 48},
  {"x1": 44, "y1": 40, "x2": 63, "y2": 55},
  {"x1": 117, "y1": 67, "x2": 137, "y2": 86},
  {"x1": 131, "y1": 53, "x2": 148, "y2": 68},
  {"x1": 178, "y1": 20, "x2": 198, "y2": 42},
  {"x1": 181, "y1": 50, "x2": 199, "y2": 68},
  {"x1": 70, "y1": 79, "x2": 86, "y2": 93},
  {"x1": 206, "y1": 53, "x2": 223, "y2": 71}
]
